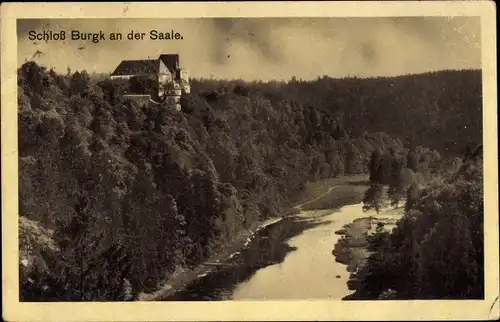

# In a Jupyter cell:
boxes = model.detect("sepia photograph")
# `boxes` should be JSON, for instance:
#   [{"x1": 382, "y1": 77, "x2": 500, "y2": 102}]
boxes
[{"x1": 2, "y1": 2, "x2": 499, "y2": 321}]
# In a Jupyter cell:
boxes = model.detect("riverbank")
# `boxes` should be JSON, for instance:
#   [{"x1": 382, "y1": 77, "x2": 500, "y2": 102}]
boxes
[
  {"x1": 163, "y1": 181, "x2": 370, "y2": 300},
  {"x1": 138, "y1": 209, "x2": 299, "y2": 301},
  {"x1": 231, "y1": 204, "x2": 373, "y2": 299},
  {"x1": 140, "y1": 175, "x2": 368, "y2": 301},
  {"x1": 295, "y1": 175, "x2": 369, "y2": 210},
  {"x1": 331, "y1": 206, "x2": 403, "y2": 298}
]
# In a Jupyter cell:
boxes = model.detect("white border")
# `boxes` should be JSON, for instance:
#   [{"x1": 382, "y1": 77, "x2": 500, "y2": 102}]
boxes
[{"x1": 1, "y1": 2, "x2": 498, "y2": 321}]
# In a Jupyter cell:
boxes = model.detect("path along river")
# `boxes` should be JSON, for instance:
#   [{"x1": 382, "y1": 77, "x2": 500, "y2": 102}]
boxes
[{"x1": 159, "y1": 180, "x2": 402, "y2": 301}]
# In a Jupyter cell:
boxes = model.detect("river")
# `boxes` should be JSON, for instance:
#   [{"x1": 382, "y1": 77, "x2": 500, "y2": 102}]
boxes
[
  {"x1": 161, "y1": 179, "x2": 379, "y2": 301},
  {"x1": 230, "y1": 204, "x2": 367, "y2": 299}
]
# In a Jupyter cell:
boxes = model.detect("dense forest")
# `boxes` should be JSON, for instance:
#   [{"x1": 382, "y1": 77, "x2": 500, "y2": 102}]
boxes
[
  {"x1": 357, "y1": 143, "x2": 483, "y2": 299},
  {"x1": 190, "y1": 69, "x2": 482, "y2": 156},
  {"x1": 18, "y1": 61, "x2": 482, "y2": 301}
]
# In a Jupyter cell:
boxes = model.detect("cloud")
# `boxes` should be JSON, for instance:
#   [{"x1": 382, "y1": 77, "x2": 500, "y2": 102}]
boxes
[{"x1": 17, "y1": 17, "x2": 481, "y2": 80}]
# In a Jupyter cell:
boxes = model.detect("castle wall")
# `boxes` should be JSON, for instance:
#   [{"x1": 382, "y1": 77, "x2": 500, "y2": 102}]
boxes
[{"x1": 123, "y1": 94, "x2": 152, "y2": 107}]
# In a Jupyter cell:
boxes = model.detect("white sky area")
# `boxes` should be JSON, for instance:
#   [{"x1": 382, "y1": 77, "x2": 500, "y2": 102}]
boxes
[{"x1": 17, "y1": 17, "x2": 481, "y2": 81}]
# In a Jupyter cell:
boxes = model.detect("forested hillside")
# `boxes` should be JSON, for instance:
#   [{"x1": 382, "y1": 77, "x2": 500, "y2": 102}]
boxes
[
  {"x1": 355, "y1": 145, "x2": 483, "y2": 299},
  {"x1": 190, "y1": 69, "x2": 482, "y2": 156},
  {"x1": 18, "y1": 61, "x2": 482, "y2": 301}
]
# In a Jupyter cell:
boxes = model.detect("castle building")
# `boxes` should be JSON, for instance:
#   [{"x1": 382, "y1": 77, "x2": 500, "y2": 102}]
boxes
[{"x1": 110, "y1": 54, "x2": 190, "y2": 108}]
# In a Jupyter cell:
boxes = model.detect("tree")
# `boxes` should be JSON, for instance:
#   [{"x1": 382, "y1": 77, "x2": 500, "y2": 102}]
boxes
[
  {"x1": 363, "y1": 184, "x2": 386, "y2": 213},
  {"x1": 369, "y1": 150, "x2": 383, "y2": 183},
  {"x1": 345, "y1": 144, "x2": 364, "y2": 174},
  {"x1": 53, "y1": 193, "x2": 105, "y2": 300},
  {"x1": 387, "y1": 157, "x2": 412, "y2": 207},
  {"x1": 407, "y1": 148, "x2": 419, "y2": 172},
  {"x1": 405, "y1": 182, "x2": 421, "y2": 212},
  {"x1": 69, "y1": 71, "x2": 91, "y2": 96},
  {"x1": 375, "y1": 151, "x2": 396, "y2": 185}
]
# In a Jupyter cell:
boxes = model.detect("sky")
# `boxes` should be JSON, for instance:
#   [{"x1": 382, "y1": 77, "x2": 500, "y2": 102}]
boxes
[{"x1": 17, "y1": 17, "x2": 481, "y2": 81}]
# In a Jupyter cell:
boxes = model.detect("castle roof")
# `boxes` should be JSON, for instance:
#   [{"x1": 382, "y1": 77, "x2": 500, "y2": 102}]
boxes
[
  {"x1": 111, "y1": 54, "x2": 180, "y2": 76},
  {"x1": 111, "y1": 59, "x2": 158, "y2": 76}
]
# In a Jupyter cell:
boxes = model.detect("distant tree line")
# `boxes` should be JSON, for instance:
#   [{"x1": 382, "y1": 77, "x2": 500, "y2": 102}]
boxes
[
  {"x1": 191, "y1": 69, "x2": 482, "y2": 156},
  {"x1": 17, "y1": 61, "x2": 482, "y2": 301}
]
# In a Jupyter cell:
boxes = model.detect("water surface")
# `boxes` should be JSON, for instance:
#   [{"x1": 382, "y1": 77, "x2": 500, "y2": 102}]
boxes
[
  {"x1": 164, "y1": 203, "x2": 371, "y2": 300},
  {"x1": 231, "y1": 204, "x2": 367, "y2": 300}
]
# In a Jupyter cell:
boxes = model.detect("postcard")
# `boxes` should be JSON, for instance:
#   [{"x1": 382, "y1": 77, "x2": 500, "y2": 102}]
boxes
[{"x1": 1, "y1": 1, "x2": 498, "y2": 321}]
